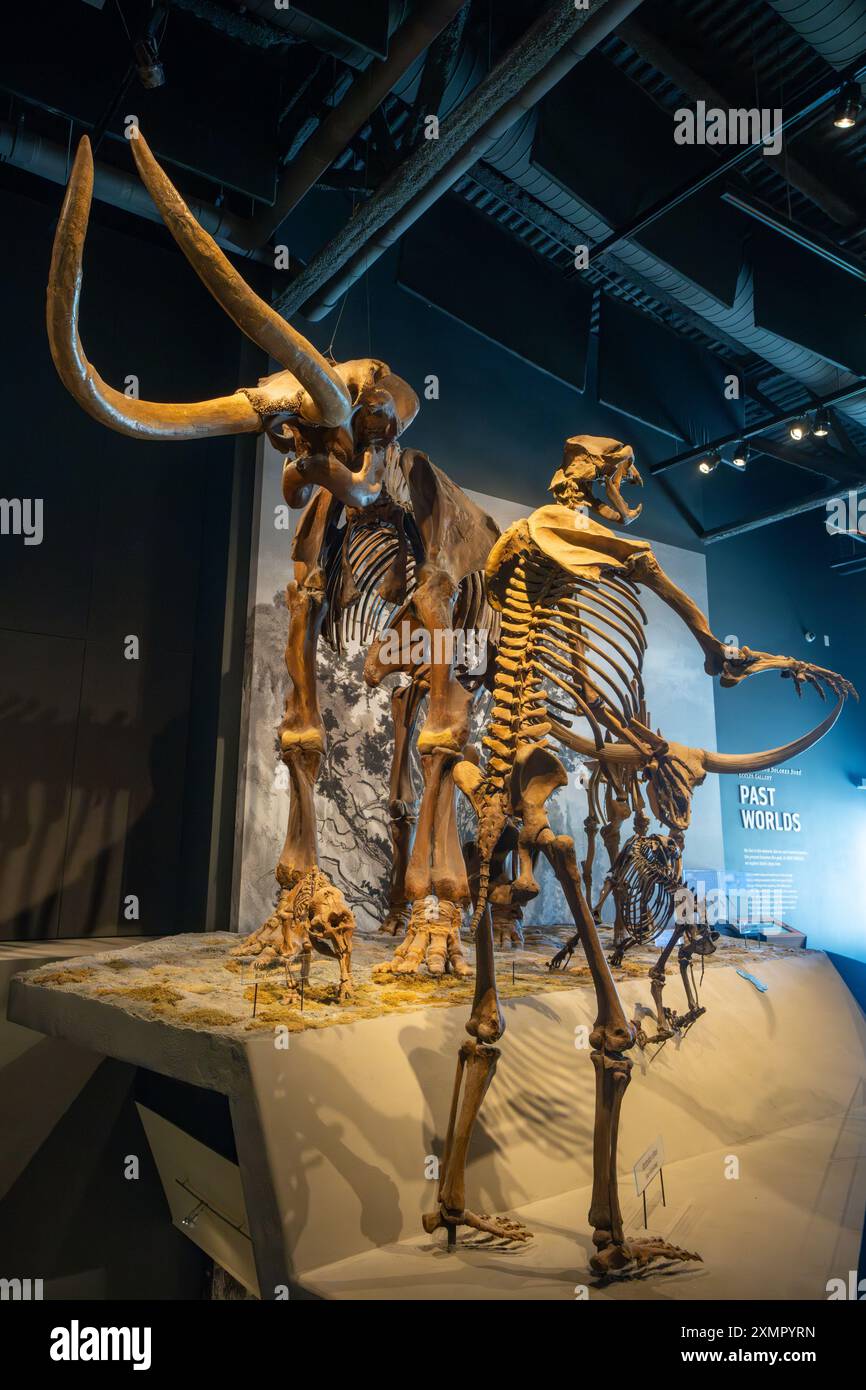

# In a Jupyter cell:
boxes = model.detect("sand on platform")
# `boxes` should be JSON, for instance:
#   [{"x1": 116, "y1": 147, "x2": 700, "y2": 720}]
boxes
[{"x1": 15, "y1": 925, "x2": 778, "y2": 1038}]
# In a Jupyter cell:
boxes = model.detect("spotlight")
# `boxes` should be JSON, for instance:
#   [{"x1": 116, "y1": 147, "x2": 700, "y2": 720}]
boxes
[
  {"x1": 135, "y1": 37, "x2": 166, "y2": 90},
  {"x1": 812, "y1": 408, "x2": 830, "y2": 438},
  {"x1": 789, "y1": 418, "x2": 809, "y2": 441},
  {"x1": 699, "y1": 450, "x2": 720, "y2": 475},
  {"x1": 833, "y1": 82, "x2": 861, "y2": 129},
  {"x1": 731, "y1": 441, "x2": 750, "y2": 469}
]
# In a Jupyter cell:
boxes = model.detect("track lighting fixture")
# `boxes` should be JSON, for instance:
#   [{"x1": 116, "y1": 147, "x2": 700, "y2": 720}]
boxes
[
  {"x1": 731, "y1": 442, "x2": 749, "y2": 469},
  {"x1": 699, "y1": 451, "x2": 720, "y2": 475},
  {"x1": 833, "y1": 82, "x2": 861, "y2": 129},
  {"x1": 812, "y1": 409, "x2": 830, "y2": 438},
  {"x1": 789, "y1": 418, "x2": 809, "y2": 441}
]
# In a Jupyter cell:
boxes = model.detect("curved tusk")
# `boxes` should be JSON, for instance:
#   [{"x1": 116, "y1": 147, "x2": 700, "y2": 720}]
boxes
[
  {"x1": 130, "y1": 133, "x2": 352, "y2": 428},
  {"x1": 47, "y1": 138, "x2": 262, "y2": 441},
  {"x1": 550, "y1": 720, "x2": 646, "y2": 765},
  {"x1": 701, "y1": 694, "x2": 844, "y2": 774}
]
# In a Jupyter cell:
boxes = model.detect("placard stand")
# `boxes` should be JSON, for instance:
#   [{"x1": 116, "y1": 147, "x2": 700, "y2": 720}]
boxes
[{"x1": 642, "y1": 1166, "x2": 666, "y2": 1229}]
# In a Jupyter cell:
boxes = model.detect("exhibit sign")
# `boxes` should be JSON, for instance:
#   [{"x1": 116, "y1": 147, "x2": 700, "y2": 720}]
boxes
[
  {"x1": 722, "y1": 766, "x2": 810, "y2": 924},
  {"x1": 633, "y1": 1135, "x2": 665, "y2": 1196}
]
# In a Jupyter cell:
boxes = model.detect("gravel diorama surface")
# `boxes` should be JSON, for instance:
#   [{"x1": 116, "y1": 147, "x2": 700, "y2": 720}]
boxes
[{"x1": 17, "y1": 929, "x2": 778, "y2": 1037}]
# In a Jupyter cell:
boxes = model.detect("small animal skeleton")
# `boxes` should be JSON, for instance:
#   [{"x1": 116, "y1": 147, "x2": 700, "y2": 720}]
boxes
[
  {"x1": 233, "y1": 866, "x2": 354, "y2": 1001},
  {"x1": 427, "y1": 435, "x2": 854, "y2": 1273}
]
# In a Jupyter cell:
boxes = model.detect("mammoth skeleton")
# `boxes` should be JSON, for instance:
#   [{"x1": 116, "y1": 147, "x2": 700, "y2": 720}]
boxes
[
  {"x1": 47, "y1": 132, "x2": 500, "y2": 991},
  {"x1": 428, "y1": 435, "x2": 854, "y2": 1272}
]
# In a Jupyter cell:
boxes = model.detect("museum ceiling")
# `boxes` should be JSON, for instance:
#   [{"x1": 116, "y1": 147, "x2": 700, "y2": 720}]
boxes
[{"x1": 2, "y1": 0, "x2": 866, "y2": 549}]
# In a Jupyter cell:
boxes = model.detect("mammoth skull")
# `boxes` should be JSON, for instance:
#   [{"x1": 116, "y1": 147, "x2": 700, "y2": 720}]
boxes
[{"x1": 47, "y1": 132, "x2": 419, "y2": 511}]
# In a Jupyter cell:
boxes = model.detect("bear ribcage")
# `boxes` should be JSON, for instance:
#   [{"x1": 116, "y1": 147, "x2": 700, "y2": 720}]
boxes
[{"x1": 483, "y1": 545, "x2": 648, "y2": 791}]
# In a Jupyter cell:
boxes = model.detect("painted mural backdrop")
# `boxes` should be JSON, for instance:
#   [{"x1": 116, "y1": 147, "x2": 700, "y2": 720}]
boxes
[{"x1": 234, "y1": 446, "x2": 725, "y2": 937}]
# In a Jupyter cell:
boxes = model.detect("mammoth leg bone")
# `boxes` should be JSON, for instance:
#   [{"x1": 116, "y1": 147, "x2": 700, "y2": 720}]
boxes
[
  {"x1": 278, "y1": 571, "x2": 327, "y2": 876},
  {"x1": 379, "y1": 676, "x2": 425, "y2": 937},
  {"x1": 376, "y1": 744, "x2": 471, "y2": 977},
  {"x1": 409, "y1": 568, "x2": 473, "y2": 901},
  {"x1": 543, "y1": 835, "x2": 699, "y2": 1274},
  {"x1": 385, "y1": 585, "x2": 474, "y2": 974},
  {"x1": 423, "y1": 902, "x2": 529, "y2": 1245},
  {"x1": 233, "y1": 570, "x2": 356, "y2": 982}
]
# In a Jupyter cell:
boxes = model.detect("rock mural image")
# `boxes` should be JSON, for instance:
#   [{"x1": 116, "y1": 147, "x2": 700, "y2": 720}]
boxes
[{"x1": 235, "y1": 476, "x2": 725, "y2": 946}]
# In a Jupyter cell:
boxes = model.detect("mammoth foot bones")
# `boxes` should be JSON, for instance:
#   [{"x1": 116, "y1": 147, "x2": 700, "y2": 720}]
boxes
[
  {"x1": 590, "y1": 1237, "x2": 702, "y2": 1277},
  {"x1": 375, "y1": 896, "x2": 471, "y2": 978}
]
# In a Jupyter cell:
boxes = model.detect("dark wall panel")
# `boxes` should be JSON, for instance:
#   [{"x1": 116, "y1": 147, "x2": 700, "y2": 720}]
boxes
[
  {"x1": 598, "y1": 293, "x2": 744, "y2": 442},
  {"x1": 399, "y1": 194, "x2": 592, "y2": 391},
  {"x1": 532, "y1": 54, "x2": 744, "y2": 307},
  {"x1": 0, "y1": 630, "x2": 84, "y2": 938},
  {"x1": 53, "y1": 639, "x2": 193, "y2": 939},
  {"x1": 752, "y1": 226, "x2": 866, "y2": 376},
  {"x1": 0, "y1": 178, "x2": 251, "y2": 940},
  {"x1": 0, "y1": 2, "x2": 281, "y2": 200}
]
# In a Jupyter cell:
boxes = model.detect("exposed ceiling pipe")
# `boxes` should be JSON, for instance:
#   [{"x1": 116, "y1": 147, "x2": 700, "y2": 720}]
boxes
[
  {"x1": 274, "y1": 0, "x2": 645, "y2": 320},
  {"x1": 235, "y1": 0, "x2": 469, "y2": 250},
  {"x1": 402, "y1": 3, "x2": 471, "y2": 152},
  {"x1": 170, "y1": 0, "x2": 301, "y2": 49},
  {"x1": 0, "y1": 120, "x2": 271, "y2": 264},
  {"x1": 479, "y1": 109, "x2": 866, "y2": 432},
  {"x1": 172, "y1": 0, "x2": 409, "y2": 67},
  {"x1": 764, "y1": 0, "x2": 866, "y2": 70}
]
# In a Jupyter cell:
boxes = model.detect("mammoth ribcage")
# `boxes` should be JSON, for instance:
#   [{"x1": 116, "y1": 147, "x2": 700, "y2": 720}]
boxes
[
  {"x1": 323, "y1": 518, "x2": 414, "y2": 654},
  {"x1": 483, "y1": 551, "x2": 649, "y2": 785},
  {"x1": 322, "y1": 517, "x2": 498, "y2": 658}
]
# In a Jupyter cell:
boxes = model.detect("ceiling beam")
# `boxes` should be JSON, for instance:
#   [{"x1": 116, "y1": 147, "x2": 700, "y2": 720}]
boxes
[
  {"x1": 274, "y1": 0, "x2": 645, "y2": 319},
  {"x1": 721, "y1": 189, "x2": 866, "y2": 284},
  {"x1": 828, "y1": 407, "x2": 860, "y2": 460},
  {"x1": 618, "y1": 16, "x2": 862, "y2": 229},
  {"x1": 402, "y1": 3, "x2": 470, "y2": 153},
  {"x1": 702, "y1": 483, "x2": 855, "y2": 544},
  {"x1": 752, "y1": 436, "x2": 866, "y2": 487}
]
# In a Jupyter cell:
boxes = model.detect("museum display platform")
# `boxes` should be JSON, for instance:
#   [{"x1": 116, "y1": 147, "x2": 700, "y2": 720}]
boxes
[{"x1": 7, "y1": 932, "x2": 866, "y2": 1301}]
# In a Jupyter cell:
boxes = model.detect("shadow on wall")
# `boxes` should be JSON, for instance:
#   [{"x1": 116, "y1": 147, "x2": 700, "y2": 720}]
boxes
[
  {"x1": 0, "y1": 699, "x2": 187, "y2": 940},
  {"x1": 0, "y1": 1055, "x2": 206, "y2": 1298}
]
